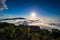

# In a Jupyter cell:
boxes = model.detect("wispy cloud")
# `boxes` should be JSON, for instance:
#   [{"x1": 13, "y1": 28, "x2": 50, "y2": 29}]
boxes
[{"x1": 0, "y1": 0, "x2": 8, "y2": 11}]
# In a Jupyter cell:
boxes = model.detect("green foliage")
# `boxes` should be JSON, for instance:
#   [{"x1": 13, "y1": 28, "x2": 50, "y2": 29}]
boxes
[{"x1": 0, "y1": 22, "x2": 60, "y2": 40}]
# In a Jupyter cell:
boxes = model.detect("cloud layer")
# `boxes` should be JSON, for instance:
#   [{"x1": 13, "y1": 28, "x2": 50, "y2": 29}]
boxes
[
  {"x1": 0, "y1": 0, "x2": 8, "y2": 11},
  {"x1": 27, "y1": 17, "x2": 60, "y2": 30},
  {"x1": 0, "y1": 15, "x2": 60, "y2": 30}
]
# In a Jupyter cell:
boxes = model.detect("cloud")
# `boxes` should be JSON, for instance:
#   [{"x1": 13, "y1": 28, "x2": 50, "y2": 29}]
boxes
[
  {"x1": 0, "y1": 0, "x2": 8, "y2": 11},
  {"x1": 1, "y1": 15, "x2": 60, "y2": 30},
  {"x1": 27, "y1": 17, "x2": 60, "y2": 30}
]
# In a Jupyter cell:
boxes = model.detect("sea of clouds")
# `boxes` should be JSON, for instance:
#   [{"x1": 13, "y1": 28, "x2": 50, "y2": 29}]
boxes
[{"x1": 0, "y1": 14, "x2": 60, "y2": 30}]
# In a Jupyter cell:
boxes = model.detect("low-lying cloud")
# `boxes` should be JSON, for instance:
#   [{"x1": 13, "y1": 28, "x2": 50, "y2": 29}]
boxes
[
  {"x1": 0, "y1": 16, "x2": 60, "y2": 30},
  {"x1": 27, "y1": 18, "x2": 60, "y2": 30},
  {"x1": 0, "y1": 0, "x2": 8, "y2": 11}
]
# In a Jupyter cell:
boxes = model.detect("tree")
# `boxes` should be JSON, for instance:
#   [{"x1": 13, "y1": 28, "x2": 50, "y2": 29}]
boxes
[{"x1": 31, "y1": 32, "x2": 40, "y2": 40}]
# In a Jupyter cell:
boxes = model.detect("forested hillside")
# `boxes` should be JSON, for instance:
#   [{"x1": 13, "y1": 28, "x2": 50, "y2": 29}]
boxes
[{"x1": 0, "y1": 22, "x2": 60, "y2": 40}]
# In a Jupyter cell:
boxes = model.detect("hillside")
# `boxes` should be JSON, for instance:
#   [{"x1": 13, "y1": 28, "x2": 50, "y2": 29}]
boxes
[{"x1": 0, "y1": 22, "x2": 60, "y2": 40}]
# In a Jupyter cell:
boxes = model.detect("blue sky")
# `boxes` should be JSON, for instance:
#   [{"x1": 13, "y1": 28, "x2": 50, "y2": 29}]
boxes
[{"x1": 0, "y1": 0, "x2": 60, "y2": 18}]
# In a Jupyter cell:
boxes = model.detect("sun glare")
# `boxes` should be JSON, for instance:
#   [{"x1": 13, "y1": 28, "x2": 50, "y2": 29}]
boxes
[
  {"x1": 27, "y1": 11, "x2": 40, "y2": 20},
  {"x1": 31, "y1": 12, "x2": 36, "y2": 17}
]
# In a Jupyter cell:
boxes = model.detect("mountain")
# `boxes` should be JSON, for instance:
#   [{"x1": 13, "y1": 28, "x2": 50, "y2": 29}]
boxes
[{"x1": 1, "y1": 17, "x2": 25, "y2": 20}]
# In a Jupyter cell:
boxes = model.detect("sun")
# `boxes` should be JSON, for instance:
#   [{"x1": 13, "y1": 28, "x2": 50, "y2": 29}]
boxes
[
  {"x1": 27, "y1": 11, "x2": 40, "y2": 20},
  {"x1": 31, "y1": 12, "x2": 36, "y2": 17}
]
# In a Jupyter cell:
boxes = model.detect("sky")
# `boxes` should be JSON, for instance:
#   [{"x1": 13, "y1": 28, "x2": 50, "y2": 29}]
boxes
[{"x1": 0, "y1": 0, "x2": 60, "y2": 18}]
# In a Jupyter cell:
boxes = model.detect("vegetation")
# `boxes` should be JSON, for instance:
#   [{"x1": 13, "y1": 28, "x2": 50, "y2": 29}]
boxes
[{"x1": 0, "y1": 22, "x2": 60, "y2": 40}]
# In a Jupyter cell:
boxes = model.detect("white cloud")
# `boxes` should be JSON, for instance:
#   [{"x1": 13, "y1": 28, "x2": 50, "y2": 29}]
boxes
[
  {"x1": 0, "y1": 0, "x2": 8, "y2": 11},
  {"x1": 1, "y1": 15, "x2": 60, "y2": 30},
  {"x1": 27, "y1": 17, "x2": 60, "y2": 30}
]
